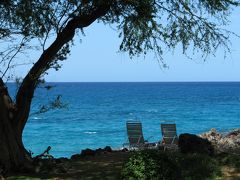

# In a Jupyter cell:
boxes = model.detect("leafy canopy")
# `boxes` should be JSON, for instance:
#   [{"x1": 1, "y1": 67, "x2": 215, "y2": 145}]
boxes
[{"x1": 0, "y1": 0, "x2": 239, "y2": 80}]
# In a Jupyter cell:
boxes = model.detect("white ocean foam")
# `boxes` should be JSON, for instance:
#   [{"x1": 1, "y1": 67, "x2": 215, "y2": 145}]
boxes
[
  {"x1": 84, "y1": 131, "x2": 97, "y2": 134},
  {"x1": 33, "y1": 117, "x2": 42, "y2": 120},
  {"x1": 146, "y1": 109, "x2": 158, "y2": 113}
]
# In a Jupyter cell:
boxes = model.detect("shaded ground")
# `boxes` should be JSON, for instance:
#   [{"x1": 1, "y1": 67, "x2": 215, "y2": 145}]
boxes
[
  {"x1": 6, "y1": 151, "x2": 240, "y2": 180},
  {"x1": 221, "y1": 166, "x2": 240, "y2": 180},
  {"x1": 7, "y1": 152, "x2": 131, "y2": 180},
  {"x1": 64, "y1": 152, "x2": 131, "y2": 179}
]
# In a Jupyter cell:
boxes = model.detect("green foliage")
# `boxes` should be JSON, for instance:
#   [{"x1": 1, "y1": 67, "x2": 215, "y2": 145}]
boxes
[
  {"x1": 32, "y1": 95, "x2": 68, "y2": 115},
  {"x1": 180, "y1": 153, "x2": 221, "y2": 180},
  {"x1": 121, "y1": 152, "x2": 157, "y2": 179},
  {"x1": 108, "y1": 0, "x2": 240, "y2": 61},
  {"x1": 217, "y1": 153, "x2": 240, "y2": 169},
  {"x1": 1, "y1": 0, "x2": 239, "y2": 60},
  {"x1": 122, "y1": 150, "x2": 221, "y2": 180}
]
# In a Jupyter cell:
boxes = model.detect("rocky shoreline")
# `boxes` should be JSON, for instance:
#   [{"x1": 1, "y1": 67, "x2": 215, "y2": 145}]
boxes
[
  {"x1": 199, "y1": 128, "x2": 240, "y2": 154},
  {"x1": 31, "y1": 128, "x2": 240, "y2": 174},
  {"x1": 20, "y1": 146, "x2": 129, "y2": 175},
  {"x1": 4, "y1": 128, "x2": 240, "y2": 177}
]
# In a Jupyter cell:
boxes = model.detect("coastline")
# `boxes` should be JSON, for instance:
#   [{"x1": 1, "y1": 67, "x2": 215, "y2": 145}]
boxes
[
  {"x1": 14, "y1": 82, "x2": 240, "y2": 158},
  {"x1": 4, "y1": 128, "x2": 240, "y2": 179}
]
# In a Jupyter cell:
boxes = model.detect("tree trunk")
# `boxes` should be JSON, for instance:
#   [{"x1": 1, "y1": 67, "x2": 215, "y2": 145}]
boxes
[
  {"x1": 0, "y1": 81, "x2": 31, "y2": 174},
  {"x1": 0, "y1": 116, "x2": 31, "y2": 174},
  {"x1": 0, "y1": 2, "x2": 111, "y2": 174}
]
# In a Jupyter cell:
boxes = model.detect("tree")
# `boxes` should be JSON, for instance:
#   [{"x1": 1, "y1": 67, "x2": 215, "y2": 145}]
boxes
[{"x1": 0, "y1": 0, "x2": 239, "y2": 173}]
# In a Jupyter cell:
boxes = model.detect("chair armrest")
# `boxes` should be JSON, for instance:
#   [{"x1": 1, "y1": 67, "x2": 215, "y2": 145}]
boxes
[{"x1": 137, "y1": 135, "x2": 143, "y2": 144}]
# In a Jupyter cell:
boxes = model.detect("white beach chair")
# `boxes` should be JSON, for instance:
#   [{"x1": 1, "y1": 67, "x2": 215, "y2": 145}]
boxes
[
  {"x1": 123, "y1": 121, "x2": 148, "y2": 150},
  {"x1": 161, "y1": 122, "x2": 178, "y2": 151}
]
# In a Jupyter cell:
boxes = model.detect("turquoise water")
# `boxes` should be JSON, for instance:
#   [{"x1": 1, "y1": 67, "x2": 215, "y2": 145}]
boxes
[{"x1": 7, "y1": 82, "x2": 240, "y2": 157}]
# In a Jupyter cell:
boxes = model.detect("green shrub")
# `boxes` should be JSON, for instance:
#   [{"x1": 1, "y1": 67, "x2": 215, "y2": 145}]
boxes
[
  {"x1": 180, "y1": 153, "x2": 221, "y2": 180},
  {"x1": 121, "y1": 152, "x2": 157, "y2": 180},
  {"x1": 150, "y1": 151, "x2": 181, "y2": 179},
  {"x1": 217, "y1": 153, "x2": 240, "y2": 168},
  {"x1": 121, "y1": 150, "x2": 221, "y2": 180}
]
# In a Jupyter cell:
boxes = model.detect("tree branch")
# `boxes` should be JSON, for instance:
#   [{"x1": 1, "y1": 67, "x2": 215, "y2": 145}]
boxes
[
  {"x1": 14, "y1": 1, "x2": 111, "y2": 134},
  {"x1": 1, "y1": 37, "x2": 26, "y2": 79}
]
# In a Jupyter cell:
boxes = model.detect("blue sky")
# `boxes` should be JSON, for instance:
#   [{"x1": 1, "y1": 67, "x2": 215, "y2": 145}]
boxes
[{"x1": 45, "y1": 9, "x2": 240, "y2": 82}]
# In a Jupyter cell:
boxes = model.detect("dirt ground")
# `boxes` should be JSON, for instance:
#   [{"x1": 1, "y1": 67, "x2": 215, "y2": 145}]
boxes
[
  {"x1": 7, "y1": 151, "x2": 131, "y2": 180},
  {"x1": 6, "y1": 151, "x2": 240, "y2": 180}
]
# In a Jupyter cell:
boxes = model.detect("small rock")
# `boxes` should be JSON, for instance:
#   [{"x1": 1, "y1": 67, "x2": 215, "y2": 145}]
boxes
[
  {"x1": 55, "y1": 157, "x2": 69, "y2": 163},
  {"x1": 81, "y1": 148, "x2": 95, "y2": 156},
  {"x1": 225, "y1": 129, "x2": 240, "y2": 137},
  {"x1": 95, "y1": 148, "x2": 103, "y2": 155},
  {"x1": 70, "y1": 154, "x2": 82, "y2": 160},
  {"x1": 121, "y1": 148, "x2": 129, "y2": 152},
  {"x1": 104, "y1": 146, "x2": 112, "y2": 152}
]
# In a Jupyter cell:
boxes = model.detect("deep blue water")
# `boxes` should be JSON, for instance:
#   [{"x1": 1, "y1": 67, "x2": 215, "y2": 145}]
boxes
[{"x1": 7, "y1": 82, "x2": 240, "y2": 157}]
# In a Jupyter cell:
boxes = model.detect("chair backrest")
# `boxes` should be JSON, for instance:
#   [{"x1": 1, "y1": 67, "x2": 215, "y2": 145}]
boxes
[
  {"x1": 161, "y1": 123, "x2": 177, "y2": 144},
  {"x1": 126, "y1": 121, "x2": 144, "y2": 145}
]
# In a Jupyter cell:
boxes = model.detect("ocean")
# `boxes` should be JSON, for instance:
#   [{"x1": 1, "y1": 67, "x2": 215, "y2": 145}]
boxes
[{"x1": 7, "y1": 82, "x2": 240, "y2": 157}]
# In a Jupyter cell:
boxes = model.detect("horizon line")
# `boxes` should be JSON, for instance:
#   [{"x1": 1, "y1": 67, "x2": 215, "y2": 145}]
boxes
[
  {"x1": 30, "y1": 81, "x2": 240, "y2": 83},
  {"x1": 6, "y1": 80, "x2": 240, "y2": 83}
]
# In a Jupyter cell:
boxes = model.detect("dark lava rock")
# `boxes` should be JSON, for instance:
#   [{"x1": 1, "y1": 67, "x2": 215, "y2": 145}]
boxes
[
  {"x1": 55, "y1": 157, "x2": 69, "y2": 163},
  {"x1": 81, "y1": 148, "x2": 96, "y2": 156},
  {"x1": 179, "y1": 133, "x2": 214, "y2": 155},
  {"x1": 104, "y1": 146, "x2": 112, "y2": 152},
  {"x1": 121, "y1": 148, "x2": 129, "y2": 152},
  {"x1": 95, "y1": 148, "x2": 104, "y2": 155},
  {"x1": 70, "y1": 154, "x2": 82, "y2": 160}
]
